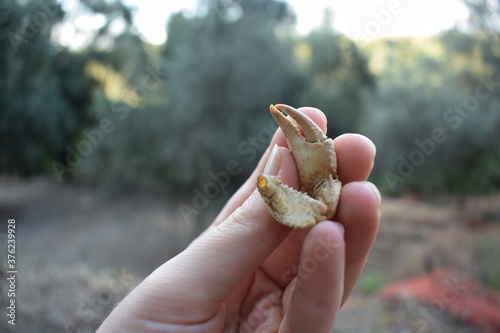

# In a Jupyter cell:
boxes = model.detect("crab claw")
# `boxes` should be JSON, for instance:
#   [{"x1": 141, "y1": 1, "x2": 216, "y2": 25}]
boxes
[
  {"x1": 257, "y1": 104, "x2": 342, "y2": 228},
  {"x1": 271, "y1": 104, "x2": 327, "y2": 144},
  {"x1": 257, "y1": 175, "x2": 327, "y2": 228}
]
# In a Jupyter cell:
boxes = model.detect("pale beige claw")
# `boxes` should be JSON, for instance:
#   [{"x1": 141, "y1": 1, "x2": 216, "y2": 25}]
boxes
[{"x1": 257, "y1": 104, "x2": 342, "y2": 228}]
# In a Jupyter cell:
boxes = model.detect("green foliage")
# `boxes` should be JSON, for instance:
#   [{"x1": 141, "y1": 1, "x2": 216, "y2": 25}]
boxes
[
  {"x1": 358, "y1": 270, "x2": 387, "y2": 294},
  {"x1": 78, "y1": 2, "x2": 373, "y2": 192},
  {"x1": 0, "y1": 0, "x2": 146, "y2": 177},
  {"x1": 361, "y1": 34, "x2": 500, "y2": 194},
  {"x1": 472, "y1": 233, "x2": 500, "y2": 291},
  {"x1": 464, "y1": 0, "x2": 500, "y2": 33},
  {"x1": 76, "y1": 105, "x2": 178, "y2": 192},
  {"x1": 0, "y1": 0, "x2": 94, "y2": 175},
  {"x1": 2, "y1": 0, "x2": 499, "y2": 197},
  {"x1": 161, "y1": 2, "x2": 302, "y2": 187},
  {"x1": 299, "y1": 29, "x2": 374, "y2": 136},
  {"x1": 77, "y1": 0, "x2": 304, "y2": 191}
]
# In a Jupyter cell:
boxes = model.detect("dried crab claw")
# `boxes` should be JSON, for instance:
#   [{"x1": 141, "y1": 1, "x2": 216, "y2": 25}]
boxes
[{"x1": 257, "y1": 104, "x2": 342, "y2": 228}]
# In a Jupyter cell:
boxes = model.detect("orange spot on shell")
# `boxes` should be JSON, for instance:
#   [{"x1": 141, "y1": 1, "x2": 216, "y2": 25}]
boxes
[{"x1": 257, "y1": 176, "x2": 267, "y2": 188}]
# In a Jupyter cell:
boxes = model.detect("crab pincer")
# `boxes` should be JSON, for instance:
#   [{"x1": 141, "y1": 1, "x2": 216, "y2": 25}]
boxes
[{"x1": 257, "y1": 104, "x2": 342, "y2": 228}]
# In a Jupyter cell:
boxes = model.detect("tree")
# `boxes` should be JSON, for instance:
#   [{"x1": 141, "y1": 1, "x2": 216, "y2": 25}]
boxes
[
  {"x1": 361, "y1": 35, "x2": 500, "y2": 194},
  {"x1": 0, "y1": 0, "x2": 139, "y2": 176},
  {"x1": 0, "y1": 0, "x2": 93, "y2": 175},
  {"x1": 298, "y1": 22, "x2": 374, "y2": 136},
  {"x1": 463, "y1": 0, "x2": 500, "y2": 33},
  {"x1": 160, "y1": 0, "x2": 302, "y2": 188}
]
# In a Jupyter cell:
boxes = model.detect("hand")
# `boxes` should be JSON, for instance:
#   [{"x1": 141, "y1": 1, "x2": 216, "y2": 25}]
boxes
[{"x1": 97, "y1": 107, "x2": 380, "y2": 333}]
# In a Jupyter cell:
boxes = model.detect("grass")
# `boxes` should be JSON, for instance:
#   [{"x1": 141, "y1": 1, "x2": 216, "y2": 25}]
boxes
[
  {"x1": 472, "y1": 232, "x2": 500, "y2": 291},
  {"x1": 358, "y1": 270, "x2": 387, "y2": 295}
]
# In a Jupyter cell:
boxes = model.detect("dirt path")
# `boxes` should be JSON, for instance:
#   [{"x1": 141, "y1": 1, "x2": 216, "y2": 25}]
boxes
[{"x1": 0, "y1": 178, "x2": 198, "y2": 332}]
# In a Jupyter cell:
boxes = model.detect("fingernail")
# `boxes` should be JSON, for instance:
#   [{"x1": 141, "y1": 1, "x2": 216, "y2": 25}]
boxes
[
  {"x1": 263, "y1": 144, "x2": 282, "y2": 175},
  {"x1": 366, "y1": 182, "x2": 381, "y2": 205}
]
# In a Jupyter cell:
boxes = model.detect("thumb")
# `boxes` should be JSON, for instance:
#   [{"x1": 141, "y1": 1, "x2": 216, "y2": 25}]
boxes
[
  {"x1": 172, "y1": 144, "x2": 296, "y2": 297},
  {"x1": 121, "y1": 145, "x2": 296, "y2": 324}
]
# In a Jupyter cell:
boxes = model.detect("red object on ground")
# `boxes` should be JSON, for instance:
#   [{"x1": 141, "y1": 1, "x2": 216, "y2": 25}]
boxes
[{"x1": 379, "y1": 268, "x2": 500, "y2": 333}]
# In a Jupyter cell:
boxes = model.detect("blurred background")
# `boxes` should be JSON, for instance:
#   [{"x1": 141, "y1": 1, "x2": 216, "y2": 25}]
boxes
[{"x1": 0, "y1": 0, "x2": 499, "y2": 331}]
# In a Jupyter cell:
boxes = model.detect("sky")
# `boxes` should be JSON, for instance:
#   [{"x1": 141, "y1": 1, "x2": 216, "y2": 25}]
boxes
[{"x1": 56, "y1": 0, "x2": 471, "y2": 47}]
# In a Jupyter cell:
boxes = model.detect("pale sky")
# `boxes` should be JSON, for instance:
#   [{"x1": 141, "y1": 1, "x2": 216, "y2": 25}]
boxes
[{"x1": 55, "y1": 0, "x2": 470, "y2": 47}]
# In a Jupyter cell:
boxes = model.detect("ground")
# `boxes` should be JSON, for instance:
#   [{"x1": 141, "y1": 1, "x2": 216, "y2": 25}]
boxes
[{"x1": 0, "y1": 177, "x2": 499, "y2": 332}]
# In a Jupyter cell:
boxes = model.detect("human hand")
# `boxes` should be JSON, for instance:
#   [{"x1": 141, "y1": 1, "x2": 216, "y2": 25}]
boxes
[{"x1": 97, "y1": 107, "x2": 380, "y2": 333}]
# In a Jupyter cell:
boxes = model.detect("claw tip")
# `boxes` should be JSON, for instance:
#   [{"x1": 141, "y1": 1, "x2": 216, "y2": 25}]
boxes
[{"x1": 269, "y1": 104, "x2": 287, "y2": 118}]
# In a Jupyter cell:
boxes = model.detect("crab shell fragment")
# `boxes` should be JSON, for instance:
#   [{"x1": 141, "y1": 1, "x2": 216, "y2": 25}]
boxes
[{"x1": 257, "y1": 104, "x2": 342, "y2": 228}]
